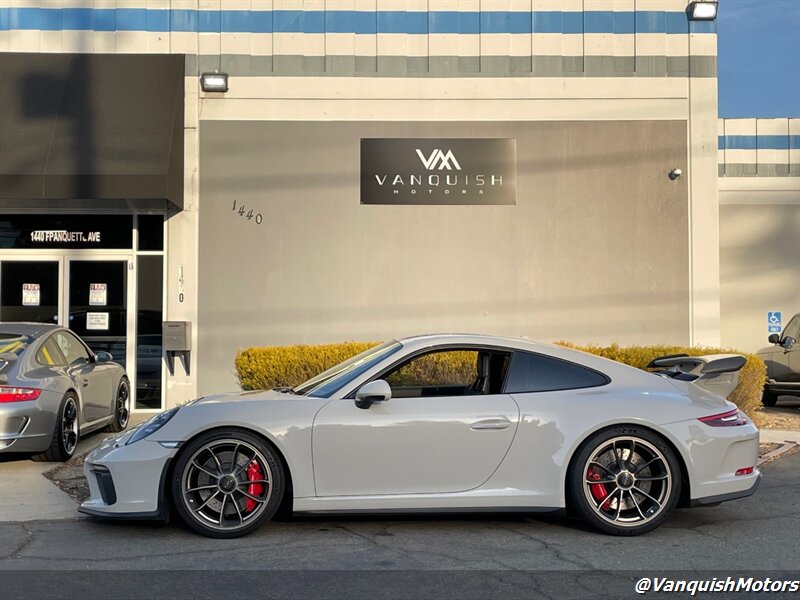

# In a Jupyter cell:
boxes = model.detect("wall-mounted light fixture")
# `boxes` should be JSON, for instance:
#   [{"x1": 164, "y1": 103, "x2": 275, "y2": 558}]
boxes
[
  {"x1": 200, "y1": 72, "x2": 229, "y2": 93},
  {"x1": 668, "y1": 168, "x2": 683, "y2": 181},
  {"x1": 687, "y1": 1, "x2": 718, "y2": 21}
]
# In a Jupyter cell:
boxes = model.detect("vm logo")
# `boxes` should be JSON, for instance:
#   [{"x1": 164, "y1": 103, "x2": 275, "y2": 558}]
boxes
[{"x1": 415, "y1": 148, "x2": 462, "y2": 171}]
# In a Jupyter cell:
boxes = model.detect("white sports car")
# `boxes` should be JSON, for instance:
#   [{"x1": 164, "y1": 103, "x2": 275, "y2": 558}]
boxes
[{"x1": 79, "y1": 334, "x2": 760, "y2": 538}]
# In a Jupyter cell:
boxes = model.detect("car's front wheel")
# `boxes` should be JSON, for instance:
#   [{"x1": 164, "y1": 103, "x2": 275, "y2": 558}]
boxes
[
  {"x1": 568, "y1": 426, "x2": 681, "y2": 536},
  {"x1": 762, "y1": 389, "x2": 778, "y2": 407},
  {"x1": 172, "y1": 429, "x2": 284, "y2": 538},
  {"x1": 105, "y1": 377, "x2": 130, "y2": 433}
]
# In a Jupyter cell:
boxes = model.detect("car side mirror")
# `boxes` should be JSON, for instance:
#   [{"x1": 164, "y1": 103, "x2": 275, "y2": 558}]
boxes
[
  {"x1": 768, "y1": 333, "x2": 780, "y2": 344},
  {"x1": 781, "y1": 336, "x2": 796, "y2": 349},
  {"x1": 95, "y1": 351, "x2": 113, "y2": 363},
  {"x1": 355, "y1": 379, "x2": 391, "y2": 410}
]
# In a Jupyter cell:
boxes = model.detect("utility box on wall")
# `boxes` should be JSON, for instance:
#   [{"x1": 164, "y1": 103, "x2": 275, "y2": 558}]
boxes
[{"x1": 163, "y1": 321, "x2": 191, "y2": 375}]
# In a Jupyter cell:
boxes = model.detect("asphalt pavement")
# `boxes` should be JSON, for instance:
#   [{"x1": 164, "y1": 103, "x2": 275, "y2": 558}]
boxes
[{"x1": 1, "y1": 453, "x2": 798, "y2": 600}]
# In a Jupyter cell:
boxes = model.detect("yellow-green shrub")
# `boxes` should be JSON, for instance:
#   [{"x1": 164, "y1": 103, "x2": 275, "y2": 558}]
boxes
[
  {"x1": 235, "y1": 342, "x2": 379, "y2": 391},
  {"x1": 235, "y1": 340, "x2": 767, "y2": 424},
  {"x1": 556, "y1": 342, "x2": 767, "y2": 425}
]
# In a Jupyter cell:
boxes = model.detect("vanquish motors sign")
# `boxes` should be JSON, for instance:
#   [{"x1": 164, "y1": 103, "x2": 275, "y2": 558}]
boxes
[{"x1": 361, "y1": 138, "x2": 517, "y2": 205}]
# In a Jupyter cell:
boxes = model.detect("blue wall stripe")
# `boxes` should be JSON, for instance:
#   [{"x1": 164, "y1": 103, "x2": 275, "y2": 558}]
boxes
[
  {"x1": 719, "y1": 135, "x2": 800, "y2": 150},
  {"x1": 0, "y1": 8, "x2": 715, "y2": 35}
]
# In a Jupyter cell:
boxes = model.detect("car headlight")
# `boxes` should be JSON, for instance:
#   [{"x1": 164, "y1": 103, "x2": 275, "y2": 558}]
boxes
[{"x1": 126, "y1": 407, "x2": 180, "y2": 445}]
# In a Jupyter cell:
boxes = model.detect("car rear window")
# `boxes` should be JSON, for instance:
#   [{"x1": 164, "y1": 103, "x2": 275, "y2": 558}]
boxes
[{"x1": 504, "y1": 351, "x2": 610, "y2": 393}]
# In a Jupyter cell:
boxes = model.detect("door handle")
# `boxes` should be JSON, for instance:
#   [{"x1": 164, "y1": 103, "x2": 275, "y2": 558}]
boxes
[
  {"x1": 82, "y1": 380, "x2": 90, "y2": 387},
  {"x1": 470, "y1": 418, "x2": 512, "y2": 431}
]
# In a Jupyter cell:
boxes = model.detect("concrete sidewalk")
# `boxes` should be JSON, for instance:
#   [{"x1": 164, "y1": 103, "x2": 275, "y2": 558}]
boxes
[
  {"x1": 0, "y1": 414, "x2": 150, "y2": 522},
  {"x1": 760, "y1": 428, "x2": 800, "y2": 444}
]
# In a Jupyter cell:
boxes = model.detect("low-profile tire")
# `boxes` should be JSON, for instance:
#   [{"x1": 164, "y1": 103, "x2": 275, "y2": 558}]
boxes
[
  {"x1": 171, "y1": 429, "x2": 284, "y2": 538},
  {"x1": 761, "y1": 389, "x2": 778, "y2": 407},
  {"x1": 568, "y1": 425, "x2": 681, "y2": 536},
  {"x1": 105, "y1": 377, "x2": 131, "y2": 433},
  {"x1": 31, "y1": 393, "x2": 80, "y2": 462}
]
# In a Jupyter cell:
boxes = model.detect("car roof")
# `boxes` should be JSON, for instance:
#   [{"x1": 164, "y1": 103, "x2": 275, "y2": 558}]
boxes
[
  {"x1": 396, "y1": 333, "x2": 557, "y2": 352},
  {"x1": 0, "y1": 322, "x2": 60, "y2": 337}
]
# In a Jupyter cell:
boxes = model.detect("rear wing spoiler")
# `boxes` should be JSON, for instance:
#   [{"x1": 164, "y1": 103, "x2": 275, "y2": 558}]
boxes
[
  {"x1": 646, "y1": 354, "x2": 746, "y2": 376},
  {"x1": 647, "y1": 353, "x2": 746, "y2": 398}
]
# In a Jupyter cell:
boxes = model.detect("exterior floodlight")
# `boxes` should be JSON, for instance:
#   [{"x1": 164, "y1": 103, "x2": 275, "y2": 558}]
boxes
[
  {"x1": 687, "y1": 1, "x2": 718, "y2": 21},
  {"x1": 200, "y1": 72, "x2": 229, "y2": 92}
]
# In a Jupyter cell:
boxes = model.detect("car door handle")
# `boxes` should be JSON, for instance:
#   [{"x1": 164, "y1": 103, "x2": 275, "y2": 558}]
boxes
[{"x1": 470, "y1": 418, "x2": 512, "y2": 431}]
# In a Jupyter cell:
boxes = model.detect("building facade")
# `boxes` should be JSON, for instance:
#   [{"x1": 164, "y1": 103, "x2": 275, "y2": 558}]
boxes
[
  {"x1": 717, "y1": 117, "x2": 800, "y2": 353},
  {"x1": 0, "y1": 1, "x2": 735, "y2": 410}
]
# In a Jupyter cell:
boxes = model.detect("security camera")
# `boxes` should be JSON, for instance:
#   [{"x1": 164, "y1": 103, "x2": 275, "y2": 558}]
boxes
[{"x1": 668, "y1": 168, "x2": 682, "y2": 180}]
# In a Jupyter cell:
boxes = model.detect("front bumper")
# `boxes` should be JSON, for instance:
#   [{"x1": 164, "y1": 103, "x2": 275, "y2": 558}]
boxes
[{"x1": 79, "y1": 432, "x2": 177, "y2": 519}]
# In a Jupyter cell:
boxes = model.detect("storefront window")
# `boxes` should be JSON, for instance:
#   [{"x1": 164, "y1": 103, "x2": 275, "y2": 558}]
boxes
[
  {"x1": 136, "y1": 255, "x2": 163, "y2": 409},
  {"x1": 137, "y1": 215, "x2": 164, "y2": 251}
]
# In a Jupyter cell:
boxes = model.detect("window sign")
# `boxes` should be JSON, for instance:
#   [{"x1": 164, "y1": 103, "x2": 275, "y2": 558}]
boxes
[
  {"x1": 361, "y1": 138, "x2": 517, "y2": 205},
  {"x1": 89, "y1": 283, "x2": 107, "y2": 306},
  {"x1": 768, "y1": 312, "x2": 782, "y2": 334},
  {"x1": 22, "y1": 283, "x2": 40, "y2": 306},
  {"x1": 86, "y1": 312, "x2": 110, "y2": 331}
]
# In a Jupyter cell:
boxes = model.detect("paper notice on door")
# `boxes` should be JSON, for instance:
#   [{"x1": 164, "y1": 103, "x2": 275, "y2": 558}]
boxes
[
  {"x1": 22, "y1": 283, "x2": 41, "y2": 306},
  {"x1": 89, "y1": 283, "x2": 107, "y2": 306},
  {"x1": 86, "y1": 312, "x2": 110, "y2": 330}
]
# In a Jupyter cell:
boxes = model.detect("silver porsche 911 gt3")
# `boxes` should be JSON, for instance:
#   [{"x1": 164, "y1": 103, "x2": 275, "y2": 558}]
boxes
[
  {"x1": 80, "y1": 334, "x2": 760, "y2": 538},
  {"x1": 0, "y1": 322, "x2": 130, "y2": 461}
]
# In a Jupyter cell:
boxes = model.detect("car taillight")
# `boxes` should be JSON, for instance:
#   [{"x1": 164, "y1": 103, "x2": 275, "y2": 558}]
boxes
[
  {"x1": 0, "y1": 387, "x2": 42, "y2": 403},
  {"x1": 698, "y1": 408, "x2": 747, "y2": 427},
  {"x1": 735, "y1": 467, "x2": 754, "y2": 476}
]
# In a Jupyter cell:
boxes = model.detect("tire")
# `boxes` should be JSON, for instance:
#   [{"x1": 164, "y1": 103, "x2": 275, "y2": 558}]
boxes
[
  {"x1": 762, "y1": 389, "x2": 778, "y2": 407},
  {"x1": 31, "y1": 393, "x2": 80, "y2": 462},
  {"x1": 568, "y1": 426, "x2": 681, "y2": 536},
  {"x1": 105, "y1": 377, "x2": 131, "y2": 433},
  {"x1": 171, "y1": 429, "x2": 285, "y2": 539}
]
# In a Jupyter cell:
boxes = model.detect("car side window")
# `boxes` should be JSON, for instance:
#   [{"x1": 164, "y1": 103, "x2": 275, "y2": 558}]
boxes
[
  {"x1": 36, "y1": 335, "x2": 68, "y2": 367},
  {"x1": 504, "y1": 351, "x2": 609, "y2": 393},
  {"x1": 382, "y1": 349, "x2": 511, "y2": 398},
  {"x1": 783, "y1": 316, "x2": 800, "y2": 343},
  {"x1": 54, "y1": 331, "x2": 91, "y2": 367}
]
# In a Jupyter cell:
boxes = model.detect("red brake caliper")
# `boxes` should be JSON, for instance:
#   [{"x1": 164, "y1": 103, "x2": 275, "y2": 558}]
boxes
[
  {"x1": 245, "y1": 460, "x2": 264, "y2": 512},
  {"x1": 587, "y1": 466, "x2": 611, "y2": 510}
]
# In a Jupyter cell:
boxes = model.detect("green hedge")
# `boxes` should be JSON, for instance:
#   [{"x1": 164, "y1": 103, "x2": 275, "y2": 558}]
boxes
[{"x1": 235, "y1": 341, "x2": 766, "y2": 424}]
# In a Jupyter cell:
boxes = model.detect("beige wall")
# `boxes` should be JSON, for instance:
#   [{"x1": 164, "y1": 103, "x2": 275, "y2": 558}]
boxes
[
  {"x1": 197, "y1": 119, "x2": 690, "y2": 394},
  {"x1": 719, "y1": 183, "x2": 800, "y2": 353}
]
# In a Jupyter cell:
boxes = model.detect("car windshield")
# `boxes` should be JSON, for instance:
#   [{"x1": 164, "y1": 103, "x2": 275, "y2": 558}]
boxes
[
  {"x1": 292, "y1": 341, "x2": 402, "y2": 398},
  {"x1": 0, "y1": 333, "x2": 33, "y2": 357}
]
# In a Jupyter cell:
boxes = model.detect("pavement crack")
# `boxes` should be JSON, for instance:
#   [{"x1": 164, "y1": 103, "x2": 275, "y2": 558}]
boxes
[
  {"x1": 496, "y1": 523, "x2": 594, "y2": 570},
  {"x1": 7, "y1": 522, "x2": 35, "y2": 559}
]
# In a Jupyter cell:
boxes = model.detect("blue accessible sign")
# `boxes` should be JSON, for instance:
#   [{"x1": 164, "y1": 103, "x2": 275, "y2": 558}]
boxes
[{"x1": 768, "y1": 312, "x2": 782, "y2": 333}]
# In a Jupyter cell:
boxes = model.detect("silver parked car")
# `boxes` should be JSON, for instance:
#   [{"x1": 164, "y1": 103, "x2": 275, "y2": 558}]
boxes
[
  {"x1": 81, "y1": 334, "x2": 760, "y2": 538},
  {"x1": 0, "y1": 322, "x2": 130, "y2": 461}
]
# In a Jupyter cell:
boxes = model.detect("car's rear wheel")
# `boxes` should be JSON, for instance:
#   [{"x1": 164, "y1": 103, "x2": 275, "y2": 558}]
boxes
[
  {"x1": 32, "y1": 393, "x2": 79, "y2": 462},
  {"x1": 568, "y1": 426, "x2": 681, "y2": 536},
  {"x1": 762, "y1": 389, "x2": 778, "y2": 407},
  {"x1": 105, "y1": 377, "x2": 130, "y2": 433},
  {"x1": 172, "y1": 429, "x2": 284, "y2": 538}
]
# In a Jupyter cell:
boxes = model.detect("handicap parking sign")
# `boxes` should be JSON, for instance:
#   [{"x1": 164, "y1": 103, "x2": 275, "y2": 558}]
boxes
[{"x1": 768, "y1": 311, "x2": 782, "y2": 333}]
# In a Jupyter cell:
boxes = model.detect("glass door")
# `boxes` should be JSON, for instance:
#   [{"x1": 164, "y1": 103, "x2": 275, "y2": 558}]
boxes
[
  {"x1": 66, "y1": 260, "x2": 131, "y2": 374},
  {"x1": 0, "y1": 258, "x2": 62, "y2": 324}
]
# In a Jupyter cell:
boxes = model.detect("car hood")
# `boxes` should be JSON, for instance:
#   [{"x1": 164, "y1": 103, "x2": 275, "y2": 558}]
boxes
[{"x1": 186, "y1": 389, "x2": 305, "y2": 406}]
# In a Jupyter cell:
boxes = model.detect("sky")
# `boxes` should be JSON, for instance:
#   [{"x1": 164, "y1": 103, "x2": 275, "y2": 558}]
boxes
[{"x1": 717, "y1": 0, "x2": 800, "y2": 118}]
